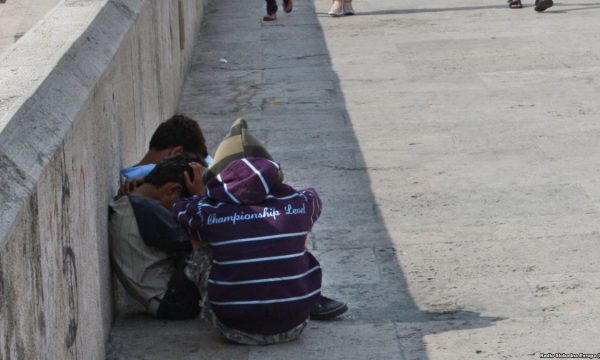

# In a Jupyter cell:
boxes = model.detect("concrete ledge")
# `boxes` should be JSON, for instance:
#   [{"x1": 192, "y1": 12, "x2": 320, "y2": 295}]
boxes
[{"x1": 0, "y1": 0, "x2": 206, "y2": 358}]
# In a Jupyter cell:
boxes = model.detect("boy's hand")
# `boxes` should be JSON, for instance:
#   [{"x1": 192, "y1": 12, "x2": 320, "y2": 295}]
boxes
[
  {"x1": 184, "y1": 162, "x2": 206, "y2": 196},
  {"x1": 117, "y1": 179, "x2": 144, "y2": 198},
  {"x1": 191, "y1": 238, "x2": 201, "y2": 251}
]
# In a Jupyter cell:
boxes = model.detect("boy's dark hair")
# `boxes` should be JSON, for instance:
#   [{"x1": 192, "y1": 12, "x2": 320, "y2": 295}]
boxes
[
  {"x1": 144, "y1": 154, "x2": 202, "y2": 197},
  {"x1": 149, "y1": 115, "x2": 208, "y2": 157}
]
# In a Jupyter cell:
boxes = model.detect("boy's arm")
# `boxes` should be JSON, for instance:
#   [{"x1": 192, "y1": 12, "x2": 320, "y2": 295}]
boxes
[
  {"x1": 172, "y1": 195, "x2": 205, "y2": 243},
  {"x1": 128, "y1": 196, "x2": 193, "y2": 253},
  {"x1": 300, "y1": 187, "x2": 323, "y2": 225},
  {"x1": 116, "y1": 179, "x2": 144, "y2": 198},
  {"x1": 143, "y1": 218, "x2": 192, "y2": 253},
  {"x1": 172, "y1": 161, "x2": 207, "y2": 244}
]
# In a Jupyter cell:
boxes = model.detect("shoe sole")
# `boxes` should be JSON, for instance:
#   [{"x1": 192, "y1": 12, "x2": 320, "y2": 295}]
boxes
[
  {"x1": 534, "y1": 0, "x2": 553, "y2": 11},
  {"x1": 310, "y1": 303, "x2": 348, "y2": 320}
]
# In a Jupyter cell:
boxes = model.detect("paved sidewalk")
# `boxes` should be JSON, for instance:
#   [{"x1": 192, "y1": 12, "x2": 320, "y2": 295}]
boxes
[
  {"x1": 109, "y1": 0, "x2": 600, "y2": 358},
  {"x1": 0, "y1": 0, "x2": 62, "y2": 55}
]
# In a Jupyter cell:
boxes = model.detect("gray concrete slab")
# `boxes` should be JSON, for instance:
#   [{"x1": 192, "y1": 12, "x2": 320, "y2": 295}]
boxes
[
  {"x1": 109, "y1": 0, "x2": 600, "y2": 358},
  {"x1": 0, "y1": 0, "x2": 62, "y2": 55}
]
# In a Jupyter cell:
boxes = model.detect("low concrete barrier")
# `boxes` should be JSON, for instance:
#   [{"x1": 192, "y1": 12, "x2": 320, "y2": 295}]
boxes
[{"x1": 0, "y1": 0, "x2": 206, "y2": 358}]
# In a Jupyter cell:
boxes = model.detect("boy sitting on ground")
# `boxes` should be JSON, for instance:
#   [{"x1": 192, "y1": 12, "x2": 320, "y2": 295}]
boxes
[
  {"x1": 173, "y1": 119, "x2": 347, "y2": 344},
  {"x1": 109, "y1": 154, "x2": 208, "y2": 320}
]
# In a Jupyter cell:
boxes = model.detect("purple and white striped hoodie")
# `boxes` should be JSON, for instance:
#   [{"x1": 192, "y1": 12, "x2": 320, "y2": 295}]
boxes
[{"x1": 173, "y1": 157, "x2": 322, "y2": 335}]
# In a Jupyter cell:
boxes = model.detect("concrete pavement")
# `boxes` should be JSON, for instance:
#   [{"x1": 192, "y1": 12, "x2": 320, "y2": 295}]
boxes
[
  {"x1": 109, "y1": 0, "x2": 600, "y2": 358},
  {"x1": 0, "y1": 0, "x2": 62, "y2": 55}
]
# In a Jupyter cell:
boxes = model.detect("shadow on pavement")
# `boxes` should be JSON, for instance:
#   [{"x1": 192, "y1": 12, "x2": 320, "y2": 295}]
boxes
[{"x1": 299, "y1": 3, "x2": 503, "y2": 359}]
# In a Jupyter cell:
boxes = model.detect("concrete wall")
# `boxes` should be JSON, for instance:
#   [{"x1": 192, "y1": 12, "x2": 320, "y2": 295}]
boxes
[{"x1": 0, "y1": 0, "x2": 206, "y2": 358}]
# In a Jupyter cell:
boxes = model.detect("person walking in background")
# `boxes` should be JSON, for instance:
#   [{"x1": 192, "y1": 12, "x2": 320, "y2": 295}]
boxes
[
  {"x1": 263, "y1": 0, "x2": 293, "y2": 21},
  {"x1": 328, "y1": 0, "x2": 355, "y2": 16},
  {"x1": 508, "y1": 0, "x2": 553, "y2": 11}
]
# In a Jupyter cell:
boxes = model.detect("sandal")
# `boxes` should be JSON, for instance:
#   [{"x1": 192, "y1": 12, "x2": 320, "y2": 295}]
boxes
[
  {"x1": 283, "y1": 0, "x2": 293, "y2": 13},
  {"x1": 508, "y1": 0, "x2": 523, "y2": 8},
  {"x1": 328, "y1": 0, "x2": 344, "y2": 16},
  {"x1": 263, "y1": 13, "x2": 277, "y2": 21}
]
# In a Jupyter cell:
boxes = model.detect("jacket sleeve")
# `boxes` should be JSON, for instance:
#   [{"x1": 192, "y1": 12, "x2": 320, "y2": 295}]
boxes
[
  {"x1": 300, "y1": 187, "x2": 322, "y2": 226},
  {"x1": 128, "y1": 196, "x2": 192, "y2": 253},
  {"x1": 141, "y1": 214, "x2": 192, "y2": 253},
  {"x1": 172, "y1": 195, "x2": 206, "y2": 243}
]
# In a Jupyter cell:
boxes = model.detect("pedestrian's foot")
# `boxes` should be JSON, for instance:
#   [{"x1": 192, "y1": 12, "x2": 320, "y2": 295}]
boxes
[
  {"x1": 534, "y1": 0, "x2": 553, "y2": 11},
  {"x1": 328, "y1": 0, "x2": 344, "y2": 16},
  {"x1": 263, "y1": 13, "x2": 277, "y2": 21},
  {"x1": 343, "y1": 2, "x2": 355, "y2": 15},
  {"x1": 507, "y1": 0, "x2": 523, "y2": 8},
  {"x1": 283, "y1": 0, "x2": 293, "y2": 13},
  {"x1": 310, "y1": 296, "x2": 348, "y2": 320}
]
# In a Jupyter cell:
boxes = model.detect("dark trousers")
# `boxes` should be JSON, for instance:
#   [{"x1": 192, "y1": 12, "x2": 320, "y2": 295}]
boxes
[
  {"x1": 156, "y1": 256, "x2": 201, "y2": 320},
  {"x1": 266, "y1": 0, "x2": 278, "y2": 14}
]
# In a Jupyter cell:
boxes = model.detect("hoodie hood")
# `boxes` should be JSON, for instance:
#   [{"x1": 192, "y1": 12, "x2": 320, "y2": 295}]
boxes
[
  {"x1": 202, "y1": 118, "x2": 284, "y2": 185},
  {"x1": 205, "y1": 157, "x2": 281, "y2": 204}
]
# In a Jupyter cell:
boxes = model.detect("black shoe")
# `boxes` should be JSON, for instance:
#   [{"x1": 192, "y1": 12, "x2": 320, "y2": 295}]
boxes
[
  {"x1": 534, "y1": 0, "x2": 553, "y2": 12},
  {"x1": 310, "y1": 296, "x2": 348, "y2": 320},
  {"x1": 508, "y1": 0, "x2": 523, "y2": 8}
]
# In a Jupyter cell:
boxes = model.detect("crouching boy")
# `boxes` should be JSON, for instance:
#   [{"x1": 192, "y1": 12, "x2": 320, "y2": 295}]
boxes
[
  {"x1": 173, "y1": 119, "x2": 346, "y2": 344},
  {"x1": 109, "y1": 155, "x2": 208, "y2": 320}
]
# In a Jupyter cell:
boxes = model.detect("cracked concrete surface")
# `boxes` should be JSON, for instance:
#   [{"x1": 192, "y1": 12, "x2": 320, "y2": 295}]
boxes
[{"x1": 109, "y1": 0, "x2": 600, "y2": 358}]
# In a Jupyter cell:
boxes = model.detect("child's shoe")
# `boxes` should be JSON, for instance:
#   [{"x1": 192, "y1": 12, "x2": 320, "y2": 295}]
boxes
[{"x1": 310, "y1": 296, "x2": 348, "y2": 320}]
